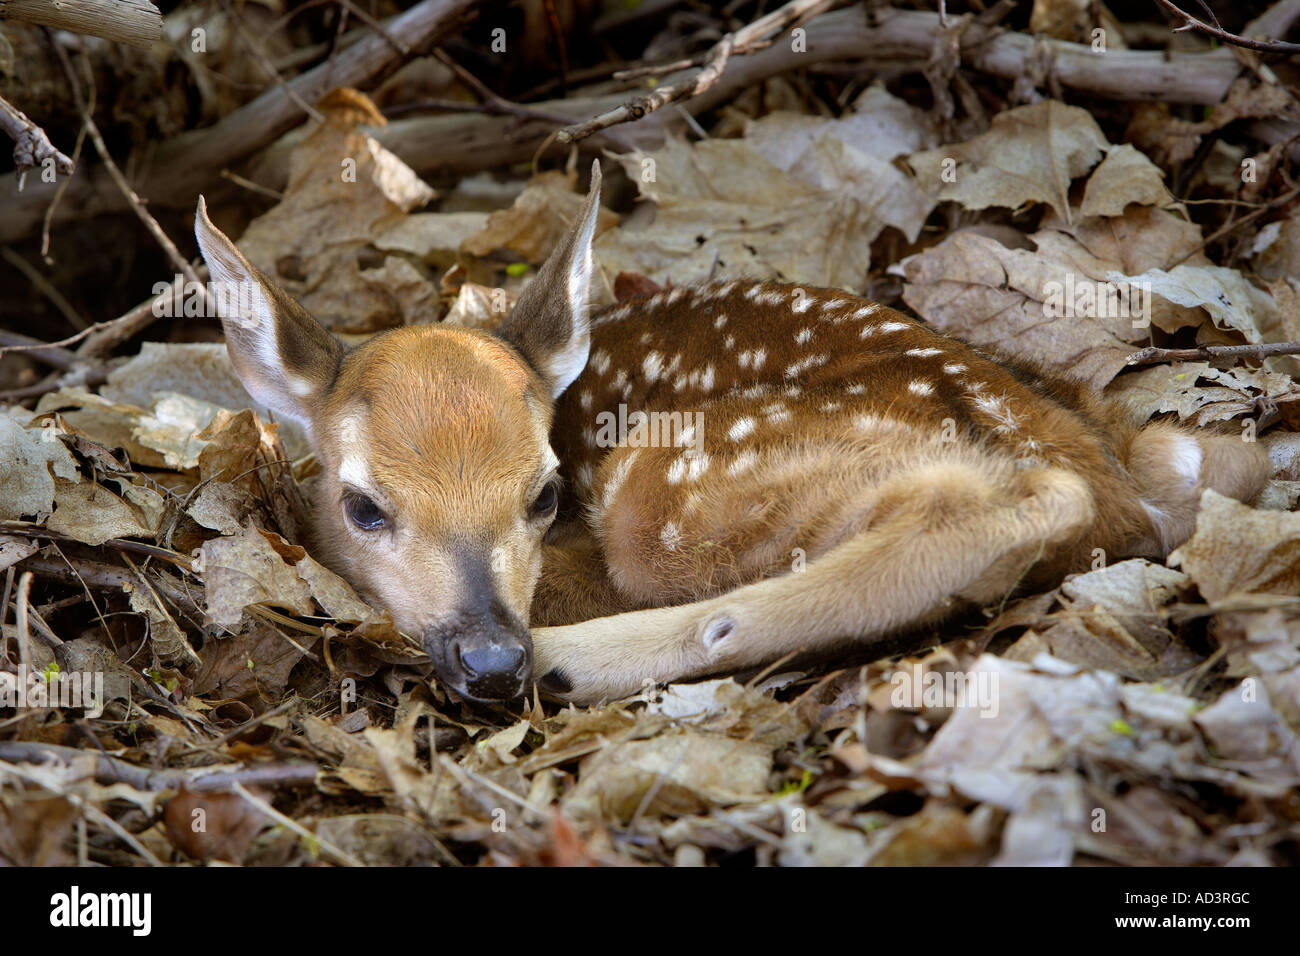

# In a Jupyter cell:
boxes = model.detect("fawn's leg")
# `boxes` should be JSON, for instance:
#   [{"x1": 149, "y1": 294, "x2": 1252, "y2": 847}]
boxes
[{"x1": 532, "y1": 461, "x2": 1096, "y2": 703}]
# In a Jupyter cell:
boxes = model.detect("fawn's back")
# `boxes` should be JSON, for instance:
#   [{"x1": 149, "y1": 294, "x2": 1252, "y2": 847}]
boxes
[{"x1": 545, "y1": 279, "x2": 1268, "y2": 615}]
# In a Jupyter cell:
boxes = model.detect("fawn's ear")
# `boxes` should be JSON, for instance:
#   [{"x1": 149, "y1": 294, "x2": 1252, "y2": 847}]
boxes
[
  {"x1": 497, "y1": 160, "x2": 602, "y2": 399},
  {"x1": 194, "y1": 196, "x2": 343, "y2": 429}
]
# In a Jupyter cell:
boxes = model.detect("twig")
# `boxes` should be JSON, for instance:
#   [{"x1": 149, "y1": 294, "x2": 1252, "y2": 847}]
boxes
[
  {"x1": 0, "y1": 93, "x2": 75, "y2": 189},
  {"x1": 219, "y1": 0, "x2": 324, "y2": 125},
  {"x1": 0, "y1": 365, "x2": 110, "y2": 404},
  {"x1": 1154, "y1": 0, "x2": 1300, "y2": 54},
  {"x1": 15, "y1": 572, "x2": 34, "y2": 690},
  {"x1": 1174, "y1": 183, "x2": 1300, "y2": 266},
  {"x1": 0, "y1": 247, "x2": 88, "y2": 330},
  {"x1": 53, "y1": 40, "x2": 208, "y2": 295},
  {"x1": 556, "y1": 0, "x2": 838, "y2": 144},
  {"x1": 0, "y1": 330, "x2": 85, "y2": 370},
  {"x1": 1126, "y1": 341, "x2": 1300, "y2": 366},
  {"x1": 77, "y1": 267, "x2": 207, "y2": 358},
  {"x1": 0, "y1": 741, "x2": 319, "y2": 791},
  {"x1": 17, "y1": 555, "x2": 200, "y2": 618},
  {"x1": 232, "y1": 782, "x2": 364, "y2": 867}
]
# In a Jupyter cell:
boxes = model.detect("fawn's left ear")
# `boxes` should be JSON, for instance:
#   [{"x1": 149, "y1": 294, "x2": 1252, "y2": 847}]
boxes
[{"x1": 498, "y1": 160, "x2": 602, "y2": 399}]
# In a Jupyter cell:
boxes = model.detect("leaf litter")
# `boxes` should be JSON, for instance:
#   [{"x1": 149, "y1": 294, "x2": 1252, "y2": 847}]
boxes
[{"x1": 2, "y1": 79, "x2": 1300, "y2": 868}]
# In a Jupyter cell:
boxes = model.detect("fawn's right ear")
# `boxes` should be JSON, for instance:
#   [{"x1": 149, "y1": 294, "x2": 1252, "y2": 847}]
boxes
[{"x1": 194, "y1": 196, "x2": 343, "y2": 430}]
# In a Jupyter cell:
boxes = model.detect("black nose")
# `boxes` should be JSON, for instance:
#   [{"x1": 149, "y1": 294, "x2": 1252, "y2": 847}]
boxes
[
  {"x1": 455, "y1": 640, "x2": 529, "y2": 700},
  {"x1": 425, "y1": 592, "x2": 533, "y2": 702}
]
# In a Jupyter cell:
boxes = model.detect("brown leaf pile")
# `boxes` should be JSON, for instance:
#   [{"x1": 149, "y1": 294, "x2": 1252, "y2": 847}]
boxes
[{"x1": 4, "y1": 31, "x2": 1300, "y2": 867}]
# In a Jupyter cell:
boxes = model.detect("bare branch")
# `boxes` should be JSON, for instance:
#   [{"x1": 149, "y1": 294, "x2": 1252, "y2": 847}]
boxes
[
  {"x1": 0, "y1": 0, "x2": 162, "y2": 47},
  {"x1": 1153, "y1": 0, "x2": 1300, "y2": 54},
  {"x1": 0, "y1": 93, "x2": 74, "y2": 188},
  {"x1": 1127, "y1": 342, "x2": 1300, "y2": 366},
  {"x1": 556, "y1": 0, "x2": 839, "y2": 144}
]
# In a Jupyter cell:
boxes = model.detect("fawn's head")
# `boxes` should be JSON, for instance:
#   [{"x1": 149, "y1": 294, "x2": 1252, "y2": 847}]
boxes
[{"x1": 194, "y1": 163, "x2": 603, "y2": 702}]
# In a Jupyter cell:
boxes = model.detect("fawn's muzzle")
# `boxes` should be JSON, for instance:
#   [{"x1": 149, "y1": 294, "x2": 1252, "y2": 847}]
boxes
[{"x1": 424, "y1": 599, "x2": 533, "y2": 702}]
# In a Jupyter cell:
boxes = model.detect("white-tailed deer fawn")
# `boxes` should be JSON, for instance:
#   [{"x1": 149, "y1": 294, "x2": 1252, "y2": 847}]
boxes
[{"x1": 194, "y1": 161, "x2": 1269, "y2": 704}]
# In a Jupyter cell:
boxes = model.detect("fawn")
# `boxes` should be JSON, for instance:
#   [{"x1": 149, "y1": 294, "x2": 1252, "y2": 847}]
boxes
[{"x1": 194, "y1": 161, "x2": 1269, "y2": 704}]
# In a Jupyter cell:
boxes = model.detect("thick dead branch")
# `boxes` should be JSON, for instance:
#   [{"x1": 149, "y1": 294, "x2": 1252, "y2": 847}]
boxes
[{"x1": 0, "y1": 0, "x2": 162, "y2": 47}]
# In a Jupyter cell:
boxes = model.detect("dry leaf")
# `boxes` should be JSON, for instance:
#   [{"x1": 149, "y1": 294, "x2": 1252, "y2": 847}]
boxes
[{"x1": 906, "y1": 100, "x2": 1108, "y2": 223}]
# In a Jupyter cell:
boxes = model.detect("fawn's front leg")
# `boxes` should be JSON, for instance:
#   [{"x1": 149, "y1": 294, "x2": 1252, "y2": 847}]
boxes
[{"x1": 532, "y1": 462, "x2": 1096, "y2": 704}]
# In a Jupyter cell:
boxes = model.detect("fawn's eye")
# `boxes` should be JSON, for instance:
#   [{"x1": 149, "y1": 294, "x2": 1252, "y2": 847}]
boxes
[
  {"x1": 530, "y1": 482, "x2": 558, "y2": 520},
  {"x1": 344, "y1": 493, "x2": 386, "y2": 531}
]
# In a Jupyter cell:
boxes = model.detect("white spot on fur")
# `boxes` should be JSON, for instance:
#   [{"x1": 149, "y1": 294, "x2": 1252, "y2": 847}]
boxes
[
  {"x1": 908, "y1": 380, "x2": 934, "y2": 396},
  {"x1": 784, "y1": 354, "x2": 829, "y2": 378},
  {"x1": 846, "y1": 383, "x2": 866, "y2": 395},
  {"x1": 714, "y1": 314, "x2": 728, "y2": 329},
  {"x1": 729, "y1": 417, "x2": 757, "y2": 442},
  {"x1": 591, "y1": 349, "x2": 611, "y2": 375},
  {"x1": 763, "y1": 402, "x2": 791, "y2": 424},
  {"x1": 660, "y1": 522, "x2": 682, "y2": 551},
  {"x1": 642, "y1": 351, "x2": 664, "y2": 383},
  {"x1": 943, "y1": 363, "x2": 967, "y2": 375},
  {"x1": 821, "y1": 401, "x2": 841, "y2": 412},
  {"x1": 724, "y1": 335, "x2": 736, "y2": 350},
  {"x1": 906, "y1": 347, "x2": 942, "y2": 357},
  {"x1": 973, "y1": 393, "x2": 1019, "y2": 432},
  {"x1": 796, "y1": 327, "x2": 813, "y2": 344},
  {"x1": 879, "y1": 320, "x2": 909, "y2": 332},
  {"x1": 602, "y1": 449, "x2": 641, "y2": 508},
  {"x1": 579, "y1": 390, "x2": 593, "y2": 410}
]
